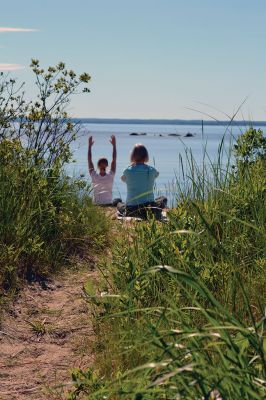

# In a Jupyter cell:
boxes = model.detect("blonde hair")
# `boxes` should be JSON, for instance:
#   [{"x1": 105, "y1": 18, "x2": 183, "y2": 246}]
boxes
[{"x1": 130, "y1": 144, "x2": 149, "y2": 163}]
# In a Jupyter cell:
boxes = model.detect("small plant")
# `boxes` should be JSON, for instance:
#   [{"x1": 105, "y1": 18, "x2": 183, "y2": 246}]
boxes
[
  {"x1": 68, "y1": 368, "x2": 107, "y2": 400},
  {"x1": 234, "y1": 127, "x2": 266, "y2": 165},
  {"x1": 28, "y1": 319, "x2": 47, "y2": 336}
]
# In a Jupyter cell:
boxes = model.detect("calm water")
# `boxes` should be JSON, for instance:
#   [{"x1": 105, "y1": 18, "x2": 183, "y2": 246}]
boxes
[{"x1": 66, "y1": 123, "x2": 253, "y2": 205}]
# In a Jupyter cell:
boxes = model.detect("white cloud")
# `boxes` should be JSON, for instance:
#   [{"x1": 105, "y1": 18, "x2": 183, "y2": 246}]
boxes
[
  {"x1": 0, "y1": 27, "x2": 38, "y2": 33},
  {"x1": 0, "y1": 63, "x2": 23, "y2": 71},
  {"x1": 0, "y1": 28, "x2": 37, "y2": 71}
]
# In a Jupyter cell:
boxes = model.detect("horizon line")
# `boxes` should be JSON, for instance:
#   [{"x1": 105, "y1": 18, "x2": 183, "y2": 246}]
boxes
[{"x1": 71, "y1": 117, "x2": 266, "y2": 126}]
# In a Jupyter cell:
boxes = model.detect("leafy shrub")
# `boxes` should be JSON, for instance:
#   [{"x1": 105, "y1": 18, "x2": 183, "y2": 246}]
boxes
[
  {"x1": 0, "y1": 61, "x2": 110, "y2": 297},
  {"x1": 0, "y1": 60, "x2": 90, "y2": 167},
  {"x1": 234, "y1": 127, "x2": 266, "y2": 165},
  {"x1": 0, "y1": 139, "x2": 109, "y2": 292}
]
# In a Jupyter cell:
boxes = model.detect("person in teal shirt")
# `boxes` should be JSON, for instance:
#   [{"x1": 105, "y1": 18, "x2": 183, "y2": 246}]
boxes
[{"x1": 118, "y1": 143, "x2": 166, "y2": 219}]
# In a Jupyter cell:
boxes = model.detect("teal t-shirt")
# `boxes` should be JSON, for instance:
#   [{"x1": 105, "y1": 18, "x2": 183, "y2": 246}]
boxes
[{"x1": 122, "y1": 164, "x2": 159, "y2": 206}]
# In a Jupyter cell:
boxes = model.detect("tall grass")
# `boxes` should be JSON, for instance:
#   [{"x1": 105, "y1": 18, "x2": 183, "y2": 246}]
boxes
[
  {"x1": 0, "y1": 139, "x2": 109, "y2": 296},
  {"x1": 68, "y1": 129, "x2": 266, "y2": 399},
  {"x1": 72, "y1": 271, "x2": 265, "y2": 399}
]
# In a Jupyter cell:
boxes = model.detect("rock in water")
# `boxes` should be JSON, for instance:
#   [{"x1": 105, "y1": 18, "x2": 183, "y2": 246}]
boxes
[{"x1": 130, "y1": 132, "x2": 147, "y2": 136}]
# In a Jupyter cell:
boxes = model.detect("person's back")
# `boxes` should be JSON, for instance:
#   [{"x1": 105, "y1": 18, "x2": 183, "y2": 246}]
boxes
[
  {"x1": 90, "y1": 169, "x2": 114, "y2": 204},
  {"x1": 123, "y1": 163, "x2": 158, "y2": 205},
  {"x1": 119, "y1": 143, "x2": 162, "y2": 219}
]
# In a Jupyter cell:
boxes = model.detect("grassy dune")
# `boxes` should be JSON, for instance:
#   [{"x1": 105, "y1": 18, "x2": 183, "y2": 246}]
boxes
[{"x1": 69, "y1": 129, "x2": 266, "y2": 399}]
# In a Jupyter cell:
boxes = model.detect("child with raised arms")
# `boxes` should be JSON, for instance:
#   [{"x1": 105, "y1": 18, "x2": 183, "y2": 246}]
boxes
[{"x1": 88, "y1": 135, "x2": 117, "y2": 205}]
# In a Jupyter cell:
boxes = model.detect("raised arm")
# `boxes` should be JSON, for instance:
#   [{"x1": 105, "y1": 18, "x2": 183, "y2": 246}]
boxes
[
  {"x1": 88, "y1": 136, "x2": 95, "y2": 173},
  {"x1": 110, "y1": 135, "x2": 117, "y2": 174}
]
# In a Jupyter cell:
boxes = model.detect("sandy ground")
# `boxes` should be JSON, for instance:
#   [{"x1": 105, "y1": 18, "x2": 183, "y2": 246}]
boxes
[
  {"x1": 0, "y1": 212, "x2": 167, "y2": 400},
  {"x1": 0, "y1": 264, "x2": 97, "y2": 399}
]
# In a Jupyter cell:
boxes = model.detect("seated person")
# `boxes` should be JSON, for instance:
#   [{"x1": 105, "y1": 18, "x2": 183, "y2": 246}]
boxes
[
  {"x1": 88, "y1": 135, "x2": 117, "y2": 205},
  {"x1": 118, "y1": 143, "x2": 166, "y2": 220}
]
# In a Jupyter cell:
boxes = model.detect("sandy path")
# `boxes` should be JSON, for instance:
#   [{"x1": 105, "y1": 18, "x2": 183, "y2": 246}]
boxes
[{"x1": 0, "y1": 266, "x2": 97, "y2": 399}]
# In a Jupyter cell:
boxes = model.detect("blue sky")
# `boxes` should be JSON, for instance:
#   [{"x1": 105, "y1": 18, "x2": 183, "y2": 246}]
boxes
[{"x1": 1, "y1": 0, "x2": 266, "y2": 119}]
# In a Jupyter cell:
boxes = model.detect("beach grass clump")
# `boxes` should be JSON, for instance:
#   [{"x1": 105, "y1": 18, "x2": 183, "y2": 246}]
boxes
[
  {"x1": 0, "y1": 138, "x2": 109, "y2": 295},
  {"x1": 70, "y1": 271, "x2": 266, "y2": 399},
  {"x1": 68, "y1": 128, "x2": 266, "y2": 399}
]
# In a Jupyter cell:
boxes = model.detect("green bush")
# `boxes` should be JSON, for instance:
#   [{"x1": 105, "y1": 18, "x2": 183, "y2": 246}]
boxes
[
  {"x1": 234, "y1": 127, "x2": 266, "y2": 165},
  {"x1": 0, "y1": 139, "x2": 109, "y2": 293},
  {"x1": 0, "y1": 61, "x2": 110, "y2": 299},
  {"x1": 0, "y1": 60, "x2": 90, "y2": 167}
]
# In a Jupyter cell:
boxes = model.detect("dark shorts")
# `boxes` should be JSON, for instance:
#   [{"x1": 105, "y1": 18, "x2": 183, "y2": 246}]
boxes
[
  {"x1": 117, "y1": 196, "x2": 167, "y2": 220},
  {"x1": 97, "y1": 198, "x2": 123, "y2": 207}
]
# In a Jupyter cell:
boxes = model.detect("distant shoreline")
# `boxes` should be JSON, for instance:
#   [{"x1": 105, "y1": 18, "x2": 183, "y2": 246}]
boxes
[{"x1": 73, "y1": 118, "x2": 266, "y2": 126}]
